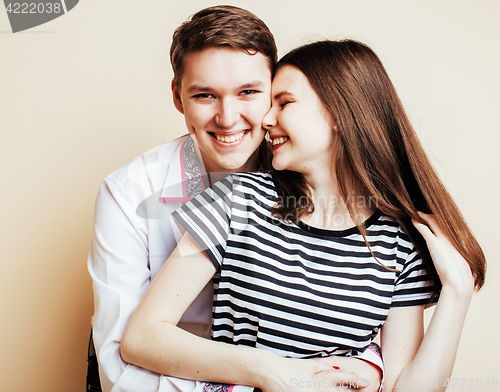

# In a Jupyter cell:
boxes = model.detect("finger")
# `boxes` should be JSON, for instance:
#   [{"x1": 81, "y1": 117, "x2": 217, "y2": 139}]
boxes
[
  {"x1": 316, "y1": 370, "x2": 368, "y2": 388},
  {"x1": 337, "y1": 386, "x2": 361, "y2": 392},
  {"x1": 313, "y1": 357, "x2": 341, "y2": 370},
  {"x1": 417, "y1": 211, "x2": 444, "y2": 237},
  {"x1": 312, "y1": 362, "x2": 337, "y2": 375},
  {"x1": 412, "y1": 218, "x2": 435, "y2": 242}
]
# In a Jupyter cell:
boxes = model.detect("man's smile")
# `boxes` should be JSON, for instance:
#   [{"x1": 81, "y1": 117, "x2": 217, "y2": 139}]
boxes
[{"x1": 211, "y1": 130, "x2": 248, "y2": 144}]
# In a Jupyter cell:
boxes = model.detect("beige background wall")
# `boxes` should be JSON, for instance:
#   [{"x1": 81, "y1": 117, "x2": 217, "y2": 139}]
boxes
[{"x1": 1, "y1": 0, "x2": 499, "y2": 391}]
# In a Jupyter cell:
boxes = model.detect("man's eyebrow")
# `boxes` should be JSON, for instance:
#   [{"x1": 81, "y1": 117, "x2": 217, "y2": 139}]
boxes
[
  {"x1": 186, "y1": 85, "x2": 215, "y2": 94},
  {"x1": 274, "y1": 91, "x2": 294, "y2": 100},
  {"x1": 238, "y1": 81, "x2": 265, "y2": 89},
  {"x1": 186, "y1": 81, "x2": 265, "y2": 94}
]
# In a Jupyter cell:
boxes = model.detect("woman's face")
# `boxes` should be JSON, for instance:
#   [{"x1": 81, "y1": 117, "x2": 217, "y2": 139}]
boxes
[{"x1": 262, "y1": 65, "x2": 337, "y2": 177}]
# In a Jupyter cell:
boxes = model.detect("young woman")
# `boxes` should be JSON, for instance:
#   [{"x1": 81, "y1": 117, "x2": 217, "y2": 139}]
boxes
[{"x1": 120, "y1": 40, "x2": 486, "y2": 392}]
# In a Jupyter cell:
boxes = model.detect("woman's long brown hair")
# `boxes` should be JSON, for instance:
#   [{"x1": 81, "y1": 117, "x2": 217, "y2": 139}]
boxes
[{"x1": 270, "y1": 40, "x2": 486, "y2": 296}]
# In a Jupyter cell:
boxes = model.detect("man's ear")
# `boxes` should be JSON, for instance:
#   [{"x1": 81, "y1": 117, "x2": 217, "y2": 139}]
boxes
[{"x1": 171, "y1": 79, "x2": 184, "y2": 114}]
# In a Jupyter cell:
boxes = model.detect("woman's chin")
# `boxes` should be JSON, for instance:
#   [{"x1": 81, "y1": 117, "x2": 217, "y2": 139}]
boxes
[{"x1": 271, "y1": 161, "x2": 287, "y2": 172}]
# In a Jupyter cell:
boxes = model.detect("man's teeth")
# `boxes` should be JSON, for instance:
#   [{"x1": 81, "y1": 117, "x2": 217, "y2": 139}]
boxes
[
  {"x1": 214, "y1": 132, "x2": 245, "y2": 143},
  {"x1": 272, "y1": 137, "x2": 289, "y2": 146}
]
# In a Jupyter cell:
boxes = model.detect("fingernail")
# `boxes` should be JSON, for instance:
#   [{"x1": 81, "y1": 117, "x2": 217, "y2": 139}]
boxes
[{"x1": 332, "y1": 366, "x2": 340, "y2": 370}]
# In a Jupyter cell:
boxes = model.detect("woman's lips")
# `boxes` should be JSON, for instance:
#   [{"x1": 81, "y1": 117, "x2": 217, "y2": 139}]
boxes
[{"x1": 272, "y1": 136, "x2": 289, "y2": 147}]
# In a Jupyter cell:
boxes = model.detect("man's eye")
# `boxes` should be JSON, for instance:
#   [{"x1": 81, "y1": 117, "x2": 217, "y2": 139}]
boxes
[
  {"x1": 240, "y1": 90, "x2": 259, "y2": 96},
  {"x1": 193, "y1": 93, "x2": 214, "y2": 99},
  {"x1": 280, "y1": 101, "x2": 290, "y2": 108}
]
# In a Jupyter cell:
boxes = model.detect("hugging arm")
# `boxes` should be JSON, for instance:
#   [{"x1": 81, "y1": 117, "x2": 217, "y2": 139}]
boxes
[
  {"x1": 120, "y1": 232, "x2": 381, "y2": 392},
  {"x1": 120, "y1": 232, "x2": 335, "y2": 391},
  {"x1": 380, "y1": 213, "x2": 474, "y2": 392}
]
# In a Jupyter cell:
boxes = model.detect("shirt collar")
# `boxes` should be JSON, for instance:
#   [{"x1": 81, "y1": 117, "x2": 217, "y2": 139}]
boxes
[{"x1": 160, "y1": 135, "x2": 208, "y2": 202}]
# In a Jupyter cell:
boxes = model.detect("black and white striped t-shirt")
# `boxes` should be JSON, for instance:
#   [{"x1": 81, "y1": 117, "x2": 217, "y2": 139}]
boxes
[{"x1": 172, "y1": 173, "x2": 434, "y2": 359}]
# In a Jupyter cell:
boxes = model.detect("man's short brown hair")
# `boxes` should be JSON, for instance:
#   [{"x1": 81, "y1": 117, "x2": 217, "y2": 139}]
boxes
[{"x1": 170, "y1": 5, "x2": 277, "y2": 90}]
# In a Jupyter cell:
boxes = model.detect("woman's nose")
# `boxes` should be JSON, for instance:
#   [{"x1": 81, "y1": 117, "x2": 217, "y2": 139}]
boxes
[{"x1": 262, "y1": 107, "x2": 277, "y2": 130}]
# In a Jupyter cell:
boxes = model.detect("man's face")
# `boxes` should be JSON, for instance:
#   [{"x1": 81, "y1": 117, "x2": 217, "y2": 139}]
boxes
[{"x1": 173, "y1": 47, "x2": 272, "y2": 175}]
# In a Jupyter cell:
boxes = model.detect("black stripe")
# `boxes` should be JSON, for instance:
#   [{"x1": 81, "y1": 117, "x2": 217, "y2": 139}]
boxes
[
  {"x1": 226, "y1": 227, "x2": 401, "y2": 264},
  {"x1": 225, "y1": 244, "x2": 397, "y2": 282},
  {"x1": 221, "y1": 261, "x2": 394, "y2": 299},
  {"x1": 214, "y1": 282, "x2": 389, "y2": 325}
]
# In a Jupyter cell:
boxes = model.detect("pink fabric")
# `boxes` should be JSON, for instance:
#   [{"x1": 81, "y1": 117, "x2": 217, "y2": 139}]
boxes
[{"x1": 180, "y1": 138, "x2": 188, "y2": 199}]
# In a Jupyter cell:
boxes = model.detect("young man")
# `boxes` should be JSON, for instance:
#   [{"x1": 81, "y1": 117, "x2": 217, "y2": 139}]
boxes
[{"x1": 87, "y1": 6, "x2": 382, "y2": 392}]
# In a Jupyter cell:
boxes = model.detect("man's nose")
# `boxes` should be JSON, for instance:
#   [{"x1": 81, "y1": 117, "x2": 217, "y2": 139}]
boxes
[{"x1": 214, "y1": 98, "x2": 240, "y2": 128}]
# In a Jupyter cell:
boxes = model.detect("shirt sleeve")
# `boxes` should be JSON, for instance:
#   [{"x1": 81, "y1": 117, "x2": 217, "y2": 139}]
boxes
[
  {"x1": 391, "y1": 234, "x2": 435, "y2": 307},
  {"x1": 172, "y1": 175, "x2": 235, "y2": 272},
  {"x1": 88, "y1": 177, "x2": 162, "y2": 392}
]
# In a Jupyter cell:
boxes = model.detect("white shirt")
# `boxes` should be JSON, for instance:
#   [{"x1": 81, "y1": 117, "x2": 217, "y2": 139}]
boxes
[{"x1": 88, "y1": 135, "x2": 215, "y2": 392}]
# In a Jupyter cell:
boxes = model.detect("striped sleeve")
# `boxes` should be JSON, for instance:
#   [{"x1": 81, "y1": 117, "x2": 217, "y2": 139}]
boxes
[
  {"x1": 391, "y1": 236, "x2": 434, "y2": 307},
  {"x1": 172, "y1": 175, "x2": 235, "y2": 271}
]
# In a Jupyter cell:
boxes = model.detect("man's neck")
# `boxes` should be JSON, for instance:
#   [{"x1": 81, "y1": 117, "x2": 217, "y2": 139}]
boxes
[{"x1": 204, "y1": 149, "x2": 261, "y2": 186}]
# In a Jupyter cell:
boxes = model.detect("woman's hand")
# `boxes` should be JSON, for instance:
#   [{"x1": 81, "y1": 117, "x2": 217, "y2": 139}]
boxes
[
  {"x1": 260, "y1": 356, "x2": 333, "y2": 392},
  {"x1": 412, "y1": 211, "x2": 474, "y2": 298},
  {"x1": 313, "y1": 356, "x2": 381, "y2": 392},
  {"x1": 262, "y1": 356, "x2": 378, "y2": 392}
]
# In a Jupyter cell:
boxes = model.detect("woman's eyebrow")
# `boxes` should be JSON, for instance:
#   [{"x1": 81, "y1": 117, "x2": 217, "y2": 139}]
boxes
[{"x1": 273, "y1": 91, "x2": 294, "y2": 100}]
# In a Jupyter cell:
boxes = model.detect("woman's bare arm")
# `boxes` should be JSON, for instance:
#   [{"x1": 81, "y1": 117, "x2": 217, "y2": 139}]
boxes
[
  {"x1": 121, "y1": 232, "x2": 337, "y2": 391},
  {"x1": 380, "y1": 213, "x2": 474, "y2": 392}
]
